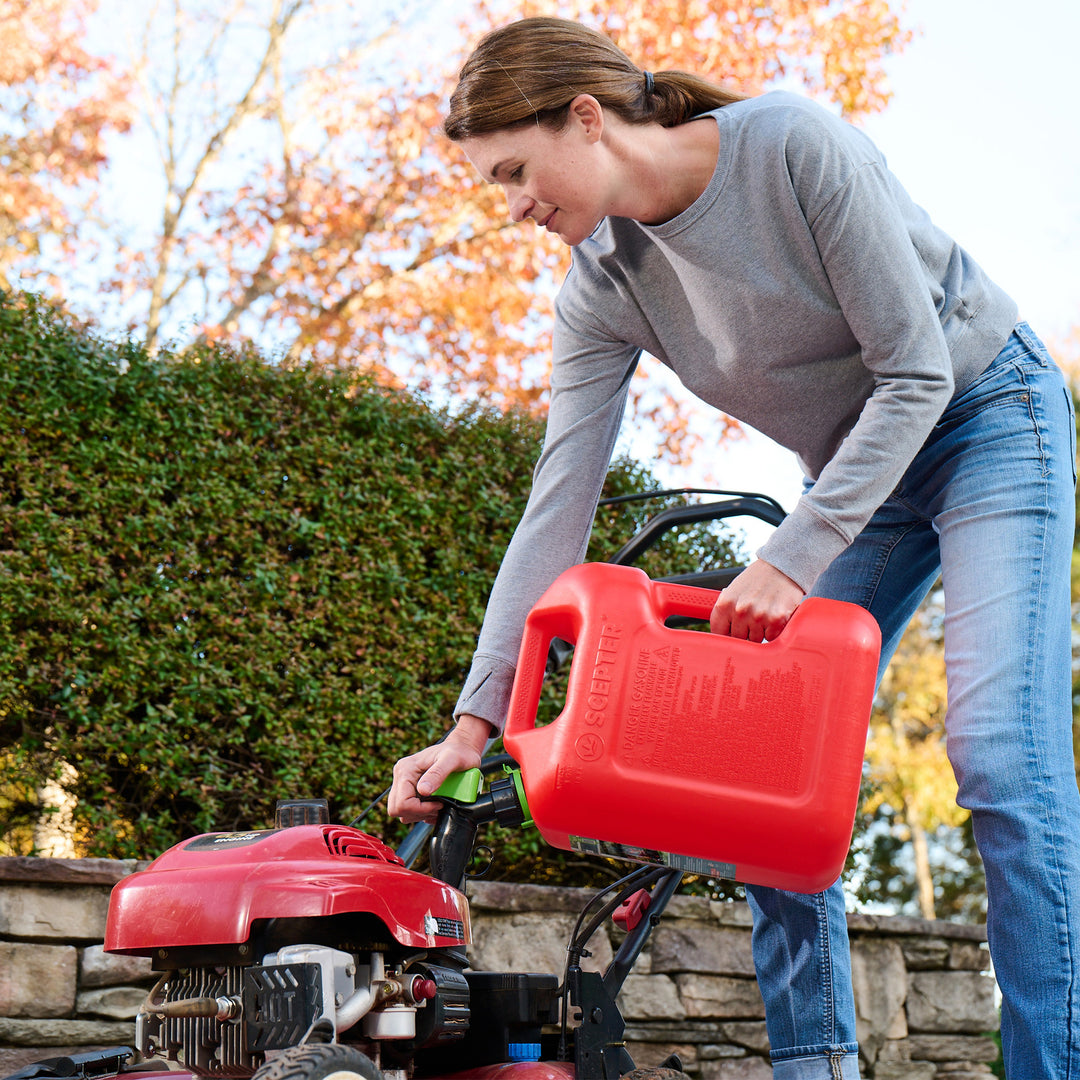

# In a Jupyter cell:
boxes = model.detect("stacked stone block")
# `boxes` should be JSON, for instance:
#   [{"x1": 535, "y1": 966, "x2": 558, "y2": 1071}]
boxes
[{"x1": 0, "y1": 859, "x2": 154, "y2": 1076}]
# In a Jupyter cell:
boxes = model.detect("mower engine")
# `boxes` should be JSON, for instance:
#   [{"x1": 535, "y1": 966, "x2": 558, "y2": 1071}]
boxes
[
  {"x1": 105, "y1": 807, "x2": 473, "y2": 1077},
  {"x1": 134, "y1": 943, "x2": 469, "y2": 1076}
]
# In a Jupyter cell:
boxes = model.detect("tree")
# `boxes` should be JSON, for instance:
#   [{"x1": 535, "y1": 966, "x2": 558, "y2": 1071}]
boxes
[
  {"x1": 8, "y1": 0, "x2": 911, "y2": 462},
  {"x1": 0, "y1": 0, "x2": 130, "y2": 286},
  {"x1": 852, "y1": 591, "x2": 985, "y2": 921}
]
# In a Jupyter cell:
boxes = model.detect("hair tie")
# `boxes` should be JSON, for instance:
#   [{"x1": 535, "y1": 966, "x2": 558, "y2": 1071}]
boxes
[{"x1": 643, "y1": 70, "x2": 655, "y2": 95}]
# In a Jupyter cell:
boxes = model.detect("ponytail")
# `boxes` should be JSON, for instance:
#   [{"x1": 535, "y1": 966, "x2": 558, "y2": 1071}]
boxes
[{"x1": 444, "y1": 17, "x2": 745, "y2": 141}]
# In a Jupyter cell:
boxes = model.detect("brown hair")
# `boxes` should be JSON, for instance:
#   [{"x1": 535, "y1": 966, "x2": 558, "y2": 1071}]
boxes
[{"x1": 444, "y1": 17, "x2": 746, "y2": 141}]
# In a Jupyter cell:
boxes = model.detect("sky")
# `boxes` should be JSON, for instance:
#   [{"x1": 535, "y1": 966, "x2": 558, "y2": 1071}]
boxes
[{"x1": 680, "y1": 0, "x2": 1080, "y2": 528}]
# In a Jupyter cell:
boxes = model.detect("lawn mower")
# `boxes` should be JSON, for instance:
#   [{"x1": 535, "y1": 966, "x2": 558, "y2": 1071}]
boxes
[{"x1": 5, "y1": 490, "x2": 876, "y2": 1080}]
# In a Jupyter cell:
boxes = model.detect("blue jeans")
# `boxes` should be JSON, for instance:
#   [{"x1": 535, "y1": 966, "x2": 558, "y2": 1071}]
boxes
[{"x1": 745, "y1": 323, "x2": 1080, "y2": 1079}]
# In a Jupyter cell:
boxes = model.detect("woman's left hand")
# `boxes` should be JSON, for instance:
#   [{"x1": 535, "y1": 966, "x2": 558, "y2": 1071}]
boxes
[{"x1": 710, "y1": 559, "x2": 805, "y2": 642}]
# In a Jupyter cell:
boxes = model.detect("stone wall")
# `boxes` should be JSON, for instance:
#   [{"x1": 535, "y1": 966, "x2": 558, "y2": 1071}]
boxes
[
  {"x1": 0, "y1": 859, "x2": 999, "y2": 1079},
  {"x1": 465, "y1": 882, "x2": 998, "y2": 1080},
  {"x1": 0, "y1": 858, "x2": 151, "y2": 1076}
]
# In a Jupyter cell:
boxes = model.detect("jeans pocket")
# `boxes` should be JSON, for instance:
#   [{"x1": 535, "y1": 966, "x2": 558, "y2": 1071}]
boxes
[{"x1": 934, "y1": 365, "x2": 1029, "y2": 432}]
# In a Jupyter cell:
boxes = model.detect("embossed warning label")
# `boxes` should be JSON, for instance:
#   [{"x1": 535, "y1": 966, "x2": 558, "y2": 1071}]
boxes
[{"x1": 618, "y1": 646, "x2": 821, "y2": 793}]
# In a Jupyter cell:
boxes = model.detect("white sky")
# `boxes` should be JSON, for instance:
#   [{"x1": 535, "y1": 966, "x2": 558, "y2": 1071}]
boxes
[{"x1": 682, "y1": 0, "x2": 1080, "y2": 523}]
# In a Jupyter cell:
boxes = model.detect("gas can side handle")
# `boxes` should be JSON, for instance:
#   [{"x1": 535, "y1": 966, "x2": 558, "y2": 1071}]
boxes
[
  {"x1": 503, "y1": 620, "x2": 557, "y2": 738},
  {"x1": 504, "y1": 569, "x2": 592, "y2": 737}
]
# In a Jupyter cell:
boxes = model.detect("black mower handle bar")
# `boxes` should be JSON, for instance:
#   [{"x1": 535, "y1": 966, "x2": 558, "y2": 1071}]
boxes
[{"x1": 603, "y1": 489, "x2": 786, "y2": 569}]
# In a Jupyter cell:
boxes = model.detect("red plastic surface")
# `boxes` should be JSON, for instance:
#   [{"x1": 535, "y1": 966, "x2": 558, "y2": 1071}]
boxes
[
  {"x1": 104, "y1": 824, "x2": 470, "y2": 954},
  {"x1": 503, "y1": 562, "x2": 881, "y2": 893},
  {"x1": 612, "y1": 888, "x2": 651, "y2": 932}
]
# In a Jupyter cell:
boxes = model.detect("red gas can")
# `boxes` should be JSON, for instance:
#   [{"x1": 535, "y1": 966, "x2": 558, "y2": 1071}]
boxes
[{"x1": 502, "y1": 563, "x2": 881, "y2": 893}]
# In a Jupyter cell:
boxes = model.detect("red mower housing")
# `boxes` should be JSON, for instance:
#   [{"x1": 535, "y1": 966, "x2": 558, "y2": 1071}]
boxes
[{"x1": 106, "y1": 824, "x2": 471, "y2": 955}]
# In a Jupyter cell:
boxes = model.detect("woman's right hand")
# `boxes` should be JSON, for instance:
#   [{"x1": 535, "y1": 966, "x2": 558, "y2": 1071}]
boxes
[
  {"x1": 388, "y1": 714, "x2": 495, "y2": 824},
  {"x1": 709, "y1": 558, "x2": 804, "y2": 642}
]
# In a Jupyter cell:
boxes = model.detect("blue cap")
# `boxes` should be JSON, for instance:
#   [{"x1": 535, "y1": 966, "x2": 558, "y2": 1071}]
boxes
[{"x1": 507, "y1": 1043, "x2": 542, "y2": 1063}]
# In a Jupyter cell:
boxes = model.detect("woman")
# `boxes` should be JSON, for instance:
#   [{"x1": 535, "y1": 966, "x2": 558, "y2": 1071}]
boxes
[{"x1": 388, "y1": 17, "x2": 1080, "y2": 1078}]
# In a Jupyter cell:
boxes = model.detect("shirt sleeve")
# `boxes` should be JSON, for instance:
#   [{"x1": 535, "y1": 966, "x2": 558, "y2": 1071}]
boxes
[
  {"x1": 757, "y1": 125, "x2": 959, "y2": 590},
  {"x1": 454, "y1": 295, "x2": 640, "y2": 731}
]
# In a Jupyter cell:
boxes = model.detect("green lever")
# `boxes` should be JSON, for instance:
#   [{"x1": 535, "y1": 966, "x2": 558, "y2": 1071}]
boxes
[{"x1": 433, "y1": 768, "x2": 483, "y2": 804}]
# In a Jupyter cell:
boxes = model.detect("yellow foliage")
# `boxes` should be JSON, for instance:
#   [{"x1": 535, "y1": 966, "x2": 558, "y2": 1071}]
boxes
[{"x1": 864, "y1": 600, "x2": 967, "y2": 833}]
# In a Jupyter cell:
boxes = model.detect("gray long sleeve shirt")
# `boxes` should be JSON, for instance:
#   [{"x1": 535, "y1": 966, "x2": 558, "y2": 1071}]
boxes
[{"x1": 455, "y1": 91, "x2": 1018, "y2": 733}]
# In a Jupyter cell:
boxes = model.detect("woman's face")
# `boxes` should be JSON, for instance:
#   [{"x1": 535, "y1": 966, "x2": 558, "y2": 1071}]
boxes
[{"x1": 460, "y1": 97, "x2": 612, "y2": 246}]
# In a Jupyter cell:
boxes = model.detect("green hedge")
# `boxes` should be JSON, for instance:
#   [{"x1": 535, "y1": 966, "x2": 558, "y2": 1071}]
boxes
[{"x1": 0, "y1": 292, "x2": 741, "y2": 865}]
